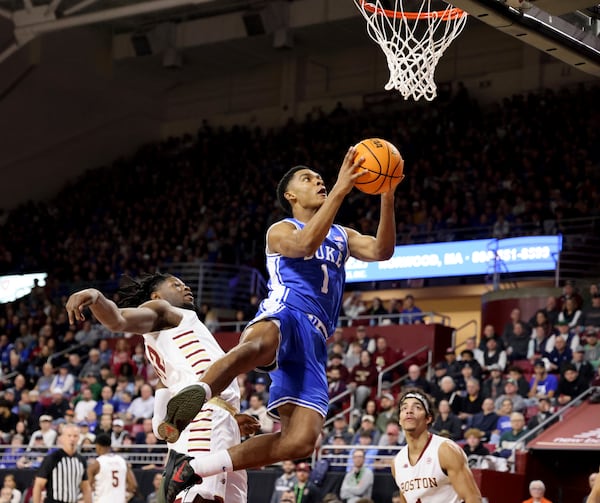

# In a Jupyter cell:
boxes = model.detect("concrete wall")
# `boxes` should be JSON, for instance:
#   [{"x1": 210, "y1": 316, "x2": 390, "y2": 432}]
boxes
[{"x1": 0, "y1": 28, "x2": 163, "y2": 210}]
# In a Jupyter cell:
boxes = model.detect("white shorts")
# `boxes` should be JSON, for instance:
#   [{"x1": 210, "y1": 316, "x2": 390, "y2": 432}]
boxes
[{"x1": 171, "y1": 401, "x2": 247, "y2": 502}]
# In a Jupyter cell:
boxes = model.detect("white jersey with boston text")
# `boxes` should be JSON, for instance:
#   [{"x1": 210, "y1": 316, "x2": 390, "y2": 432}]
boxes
[
  {"x1": 93, "y1": 453, "x2": 128, "y2": 503},
  {"x1": 142, "y1": 307, "x2": 240, "y2": 408},
  {"x1": 393, "y1": 433, "x2": 462, "y2": 503}
]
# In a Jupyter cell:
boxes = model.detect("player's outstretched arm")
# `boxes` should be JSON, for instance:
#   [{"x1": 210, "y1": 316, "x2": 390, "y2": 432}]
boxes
[
  {"x1": 346, "y1": 178, "x2": 400, "y2": 262},
  {"x1": 66, "y1": 288, "x2": 176, "y2": 334},
  {"x1": 439, "y1": 441, "x2": 482, "y2": 503}
]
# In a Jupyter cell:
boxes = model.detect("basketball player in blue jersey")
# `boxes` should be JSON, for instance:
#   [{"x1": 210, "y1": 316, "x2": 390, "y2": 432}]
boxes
[{"x1": 139, "y1": 145, "x2": 403, "y2": 503}]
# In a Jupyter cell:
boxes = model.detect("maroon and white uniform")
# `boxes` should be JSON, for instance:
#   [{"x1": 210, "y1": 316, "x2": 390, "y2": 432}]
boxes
[
  {"x1": 143, "y1": 307, "x2": 246, "y2": 503},
  {"x1": 393, "y1": 434, "x2": 463, "y2": 503}
]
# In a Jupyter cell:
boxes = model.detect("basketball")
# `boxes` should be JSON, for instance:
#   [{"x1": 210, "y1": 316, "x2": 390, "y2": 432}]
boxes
[{"x1": 353, "y1": 138, "x2": 405, "y2": 195}]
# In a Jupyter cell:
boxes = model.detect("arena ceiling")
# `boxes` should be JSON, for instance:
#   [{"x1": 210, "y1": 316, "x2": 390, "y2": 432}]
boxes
[
  {"x1": 0, "y1": 0, "x2": 598, "y2": 72},
  {"x1": 0, "y1": 0, "x2": 246, "y2": 31}
]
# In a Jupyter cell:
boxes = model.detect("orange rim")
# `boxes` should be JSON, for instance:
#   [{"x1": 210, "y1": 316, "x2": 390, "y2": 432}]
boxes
[{"x1": 360, "y1": 0, "x2": 466, "y2": 20}]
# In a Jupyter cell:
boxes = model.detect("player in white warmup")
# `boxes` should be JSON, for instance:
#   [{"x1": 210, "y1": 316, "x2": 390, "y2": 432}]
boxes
[
  {"x1": 393, "y1": 389, "x2": 482, "y2": 503},
  {"x1": 88, "y1": 433, "x2": 137, "y2": 503},
  {"x1": 66, "y1": 274, "x2": 259, "y2": 503}
]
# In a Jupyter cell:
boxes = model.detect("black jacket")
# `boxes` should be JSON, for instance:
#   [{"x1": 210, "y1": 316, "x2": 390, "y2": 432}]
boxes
[
  {"x1": 432, "y1": 413, "x2": 463, "y2": 441},
  {"x1": 291, "y1": 481, "x2": 321, "y2": 503}
]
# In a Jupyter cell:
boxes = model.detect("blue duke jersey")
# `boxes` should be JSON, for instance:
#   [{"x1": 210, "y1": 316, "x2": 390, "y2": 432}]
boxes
[
  {"x1": 251, "y1": 219, "x2": 350, "y2": 418},
  {"x1": 259, "y1": 218, "x2": 349, "y2": 336}
]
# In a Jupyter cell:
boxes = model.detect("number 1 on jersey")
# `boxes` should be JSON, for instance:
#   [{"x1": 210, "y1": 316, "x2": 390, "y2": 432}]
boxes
[{"x1": 320, "y1": 264, "x2": 329, "y2": 294}]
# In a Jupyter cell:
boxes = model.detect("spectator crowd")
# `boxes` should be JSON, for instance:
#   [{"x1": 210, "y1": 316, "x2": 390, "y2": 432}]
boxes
[
  {"x1": 0, "y1": 84, "x2": 598, "y2": 294},
  {"x1": 0, "y1": 82, "x2": 599, "y2": 503}
]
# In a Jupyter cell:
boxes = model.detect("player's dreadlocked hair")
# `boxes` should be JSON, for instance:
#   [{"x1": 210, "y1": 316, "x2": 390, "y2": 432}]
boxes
[
  {"x1": 116, "y1": 273, "x2": 172, "y2": 308},
  {"x1": 277, "y1": 165, "x2": 312, "y2": 215}
]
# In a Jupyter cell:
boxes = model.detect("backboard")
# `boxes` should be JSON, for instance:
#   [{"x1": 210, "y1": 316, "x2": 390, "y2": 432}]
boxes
[{"x1": 448, "y1": 0, "x2": 600, "y2": 77}]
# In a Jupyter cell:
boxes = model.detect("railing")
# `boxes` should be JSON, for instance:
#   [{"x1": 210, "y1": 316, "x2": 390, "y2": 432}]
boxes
[
  {"x1": 452, "y1": 319, "x2": 479, "y2": 350},
  {"x1": 401, "y1": 215, "x2": 599, "y2": 246},
  {"x1": 47, "y1": 342, "x2": 91, "y2": 365},
  {"x1": 6, "y1": 215, "x2": 600, "y2": 309},
  {"x1": 376, "y1": 345, "x2": 431, "y2": 396},
  {"x1": 0, "y1": 444, "x2": 168, "y2": 469},
  {"x1": 508, "y1": 386, "x2": 598, "y2": 472},
  {"x1": 165, "y1": 262, "x2": 267, "y2": 312},
  {"x1": 215, "y1": 312, "x2": 451, "y2": 333},
  {"x1": 485, "y1": 239, "x2": 517, "y2": 291},
  {"x1": 6, "y1": 438, "x2": 399, "y2": 472},
  {"x1": 213, "y1": 320, "x2": 250, "y2": 332},
  {"x1": 557, "y1": 234, "x2": 600, "y2": 281},
  {"x1": 323, "y1": 345, "x2": 432, "y2": 432},
  {"x1": 319, "y1": 389, "x2": 599, "y2": 474},
  {"x1": 323, "y1": 389, "x2": 356, "y2": 430},
  {"x1": 339, "y1": 311, "x2": 451, "y2": 327},
  {"x1": 8, "y1": 441, "x2": 403, "y2": 472},
  {"x1": 1, "y1": 341, "x2": 92, "y2": 385},
  {"x1": 316, "y1": 442, "x2": 403, "y2": 471},
  {"x1": 56, "y1": 263, "x2": 268, "y2": 314},
  {"x1": 0, "y1": 370, "x2": 18, "y2": 386}
]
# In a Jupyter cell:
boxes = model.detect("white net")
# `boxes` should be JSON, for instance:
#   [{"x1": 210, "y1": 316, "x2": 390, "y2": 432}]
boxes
[{"x1": 354, "y1": 0, "x2": 468, "y2": 101}]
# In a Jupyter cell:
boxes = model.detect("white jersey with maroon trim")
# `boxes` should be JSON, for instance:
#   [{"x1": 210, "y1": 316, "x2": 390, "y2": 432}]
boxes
[
  {"x1": 142, "y1": 307, "x2": 240, "y2": 408},
  {"x1": 393, "y1": 433, "x2": 463, "y2": 503},
  {"x1": 94, "y1": 453, "x2": 128, "y2": 503},
  {"x1": 143, "y1": 307, "x2": 246, "y2": 502}
]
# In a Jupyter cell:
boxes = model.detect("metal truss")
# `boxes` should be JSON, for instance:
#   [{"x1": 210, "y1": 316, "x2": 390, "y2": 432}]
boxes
[{"x1": 0, "y1": 0, "x2": 224, "y2": 63}]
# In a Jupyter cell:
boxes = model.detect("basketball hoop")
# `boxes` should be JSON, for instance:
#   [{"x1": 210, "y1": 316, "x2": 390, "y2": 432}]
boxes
[{"x1": 354, "y1": 0, "x2": 468, "y2": 101}]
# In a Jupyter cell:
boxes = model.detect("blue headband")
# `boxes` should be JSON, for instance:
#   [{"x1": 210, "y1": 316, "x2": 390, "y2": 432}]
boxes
[{"x1": 401, "y1": 392, "x2": 431, "y2": 415}]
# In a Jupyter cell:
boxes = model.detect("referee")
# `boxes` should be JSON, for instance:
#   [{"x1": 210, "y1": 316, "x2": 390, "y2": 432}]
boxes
[{"x1": 32, "y1": 423, "x2": 92, "y2": 503}]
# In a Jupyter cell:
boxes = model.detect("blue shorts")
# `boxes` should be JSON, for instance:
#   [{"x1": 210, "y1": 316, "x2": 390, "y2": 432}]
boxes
[{"x1": 248, "y1": 305, "x2": 329, "y2": 419}]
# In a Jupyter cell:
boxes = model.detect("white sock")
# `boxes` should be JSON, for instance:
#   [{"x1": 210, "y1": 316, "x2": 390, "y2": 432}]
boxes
[
  {"x1": 190, "y1": 449, "x2": 233, "y2": 477},
  {"x1": 152, "y1": 388, "x2": 171, "y2": 439},
  {"x1": 198, "y1": 381, "x2": 212, "y2": 401}
]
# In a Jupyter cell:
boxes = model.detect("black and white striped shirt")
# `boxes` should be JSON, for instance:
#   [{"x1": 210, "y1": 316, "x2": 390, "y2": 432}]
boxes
[{"x1": 37, "y1": 449, "x2": 88, "y2": 503}]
